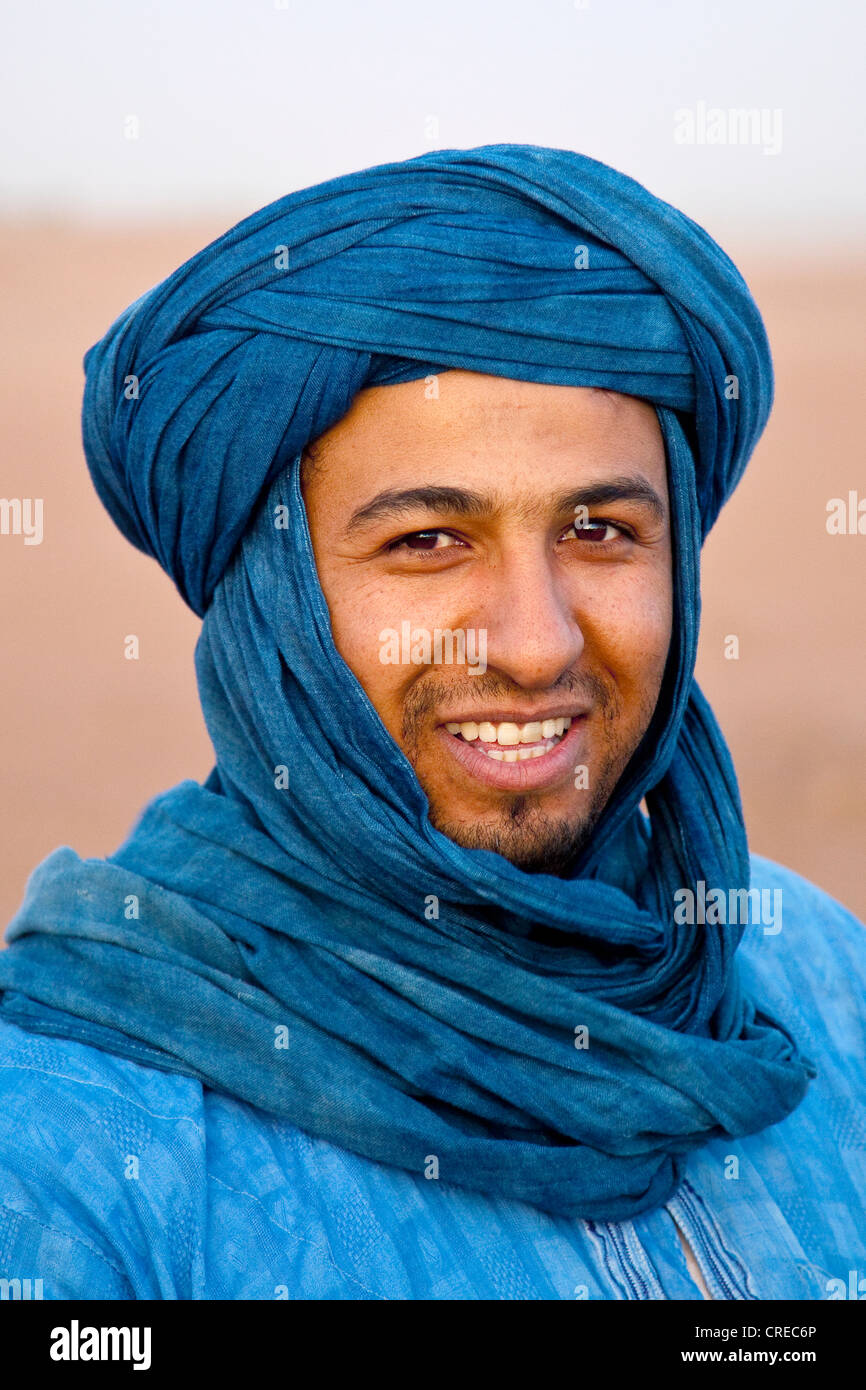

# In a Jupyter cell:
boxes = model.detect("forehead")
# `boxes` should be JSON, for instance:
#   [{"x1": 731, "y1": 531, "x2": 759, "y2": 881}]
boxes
[{"x1": 304, "y1": 370, "x2": 667, "y2": 499}]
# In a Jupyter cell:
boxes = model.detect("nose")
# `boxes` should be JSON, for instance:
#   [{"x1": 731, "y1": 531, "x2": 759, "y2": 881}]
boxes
[{"x1": 473, "y1": 546, "x2": 585, "y2": 689}]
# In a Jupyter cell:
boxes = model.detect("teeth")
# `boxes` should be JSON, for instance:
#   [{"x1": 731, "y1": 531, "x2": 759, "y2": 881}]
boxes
[
  {"x1": 486, "y1": 742, "x2": 555, "y2": 762},
  {"x1": 446, "y1": 716, "x2": 573, "y2": 749}
]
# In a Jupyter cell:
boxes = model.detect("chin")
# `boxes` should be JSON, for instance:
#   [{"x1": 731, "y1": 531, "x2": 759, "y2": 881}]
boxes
[{"x1": 427, "y1": 799, "x2": 599, "y2": 877}]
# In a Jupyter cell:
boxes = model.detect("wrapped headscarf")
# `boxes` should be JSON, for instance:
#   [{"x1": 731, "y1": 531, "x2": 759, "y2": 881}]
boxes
[{"x1": 0, "y1": 145, "x2": 813, "y2": 1221}]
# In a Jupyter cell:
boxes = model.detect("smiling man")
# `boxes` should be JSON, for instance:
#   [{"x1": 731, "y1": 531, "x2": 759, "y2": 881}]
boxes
[
  {"x1": 302, "y1": 375, "x2": 672, "y2": 876},
  {"x1": 0, "y1": 144, "x2": 864, "y2": 1302}
]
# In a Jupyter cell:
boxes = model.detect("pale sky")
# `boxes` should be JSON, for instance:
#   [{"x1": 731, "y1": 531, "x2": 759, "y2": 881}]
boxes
[{"x1": 2, "y1": 0, "x2": 863, "y2": 250}]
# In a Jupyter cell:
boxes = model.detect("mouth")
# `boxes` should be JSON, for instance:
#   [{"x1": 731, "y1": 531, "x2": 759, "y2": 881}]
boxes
[{"x1": 435, "y1": 712, "x2": 589, "y2": 792}]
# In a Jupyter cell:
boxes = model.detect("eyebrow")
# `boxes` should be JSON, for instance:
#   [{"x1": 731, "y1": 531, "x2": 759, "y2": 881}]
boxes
[{"x1": 343, "y1": 474, "x2": 667, "y2": 535}]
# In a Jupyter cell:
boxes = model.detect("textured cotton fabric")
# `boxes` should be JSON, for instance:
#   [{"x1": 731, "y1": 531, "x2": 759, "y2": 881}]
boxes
[
  {"x1": 0, "y1": 144, "x2": 814, "y2": 1222},
  {"x1": 1, "y1": 858, "x2": 863, "y2": 1300}
]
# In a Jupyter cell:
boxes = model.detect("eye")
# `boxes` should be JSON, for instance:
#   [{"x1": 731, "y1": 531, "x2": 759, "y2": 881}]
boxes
[
  {"x1": 561, "y1": 518, "x2": 631, "y2": 546},
  {"x1": 385, "y1": 529, "x2": 466, "y2": 554}
]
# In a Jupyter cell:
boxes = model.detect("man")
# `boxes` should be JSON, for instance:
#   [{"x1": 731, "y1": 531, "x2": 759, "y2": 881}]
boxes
[{"x1": 0, "y1": 144, "x2": 863, "y2": 1301}]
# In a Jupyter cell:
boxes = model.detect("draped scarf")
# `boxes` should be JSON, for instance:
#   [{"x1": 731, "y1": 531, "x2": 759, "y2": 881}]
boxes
[{"x1": 0, "y1": 144, "x2": 814, "y2": 1221}]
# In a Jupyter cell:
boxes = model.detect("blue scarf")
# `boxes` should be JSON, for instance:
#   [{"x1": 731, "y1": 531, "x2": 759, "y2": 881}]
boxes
[{"x1": 0, "y1": 145, "x2": 814, "y2": 1221}]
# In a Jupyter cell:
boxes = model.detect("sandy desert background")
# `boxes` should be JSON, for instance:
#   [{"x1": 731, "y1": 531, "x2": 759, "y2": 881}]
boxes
[{"x1": 0, "y1": 223, "x2": 863, "y2": 926}]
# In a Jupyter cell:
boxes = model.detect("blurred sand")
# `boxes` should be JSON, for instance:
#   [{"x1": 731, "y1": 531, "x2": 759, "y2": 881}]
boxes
[{"x1": 1, "y1": 223, "x2": 863, "y2": 928}]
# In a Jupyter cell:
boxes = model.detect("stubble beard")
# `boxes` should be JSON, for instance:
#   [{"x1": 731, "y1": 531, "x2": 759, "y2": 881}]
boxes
[{"x1": 400, "y1": 669, "x2": 648, "y2": 877}]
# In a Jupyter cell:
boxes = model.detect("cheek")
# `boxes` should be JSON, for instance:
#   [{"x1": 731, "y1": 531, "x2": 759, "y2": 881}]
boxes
[
  {"x1": 319, "y1": 570, "x2": 417, "y2": 732},
  {"x1": 576, "y1": 563, "x2": 673, "y2": 692}
]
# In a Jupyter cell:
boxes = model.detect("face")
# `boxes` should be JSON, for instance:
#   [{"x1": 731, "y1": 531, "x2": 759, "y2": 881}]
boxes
[{"x1": 301, "y1": 370, "x2": 673, "y2": 875}]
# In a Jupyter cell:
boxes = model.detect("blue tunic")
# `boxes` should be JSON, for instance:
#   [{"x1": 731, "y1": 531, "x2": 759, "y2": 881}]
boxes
[{"x1": 0, "y1": 854, "x2": 863, "y2": 1301}]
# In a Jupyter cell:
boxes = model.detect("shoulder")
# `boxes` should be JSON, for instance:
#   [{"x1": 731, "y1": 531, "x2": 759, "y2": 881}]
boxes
[
  {"x1": 739, "y1": 853, "x2": 866, "y2": 1073},
  {"x1": 745, "y1": 851, "x2": 865, "y2": 959},
  {"x1": 0, "y1": 1014, "x2": 206, "y2": 1141},
  {"x1": 0, "y1": 1017, "x2": 207, "y2": 1298}
]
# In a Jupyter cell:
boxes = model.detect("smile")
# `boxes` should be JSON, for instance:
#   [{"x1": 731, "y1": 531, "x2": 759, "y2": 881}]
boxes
[
  {"x1": 436, "y1": 713, "x2": 588, "y2": 792},
  {"x1": 444, "y1": 716, "x2": 572, "y2": 762}
]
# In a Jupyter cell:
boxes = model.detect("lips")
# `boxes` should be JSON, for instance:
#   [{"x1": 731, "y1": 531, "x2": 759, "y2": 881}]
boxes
[{"x1": 436, "y1": 713, "x2": 588, "y2": 792}]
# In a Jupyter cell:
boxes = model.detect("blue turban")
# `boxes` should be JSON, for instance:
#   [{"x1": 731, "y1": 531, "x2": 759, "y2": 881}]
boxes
[{"x1": 0, "y1": 145, "x2": 813, "y2": 1221}]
